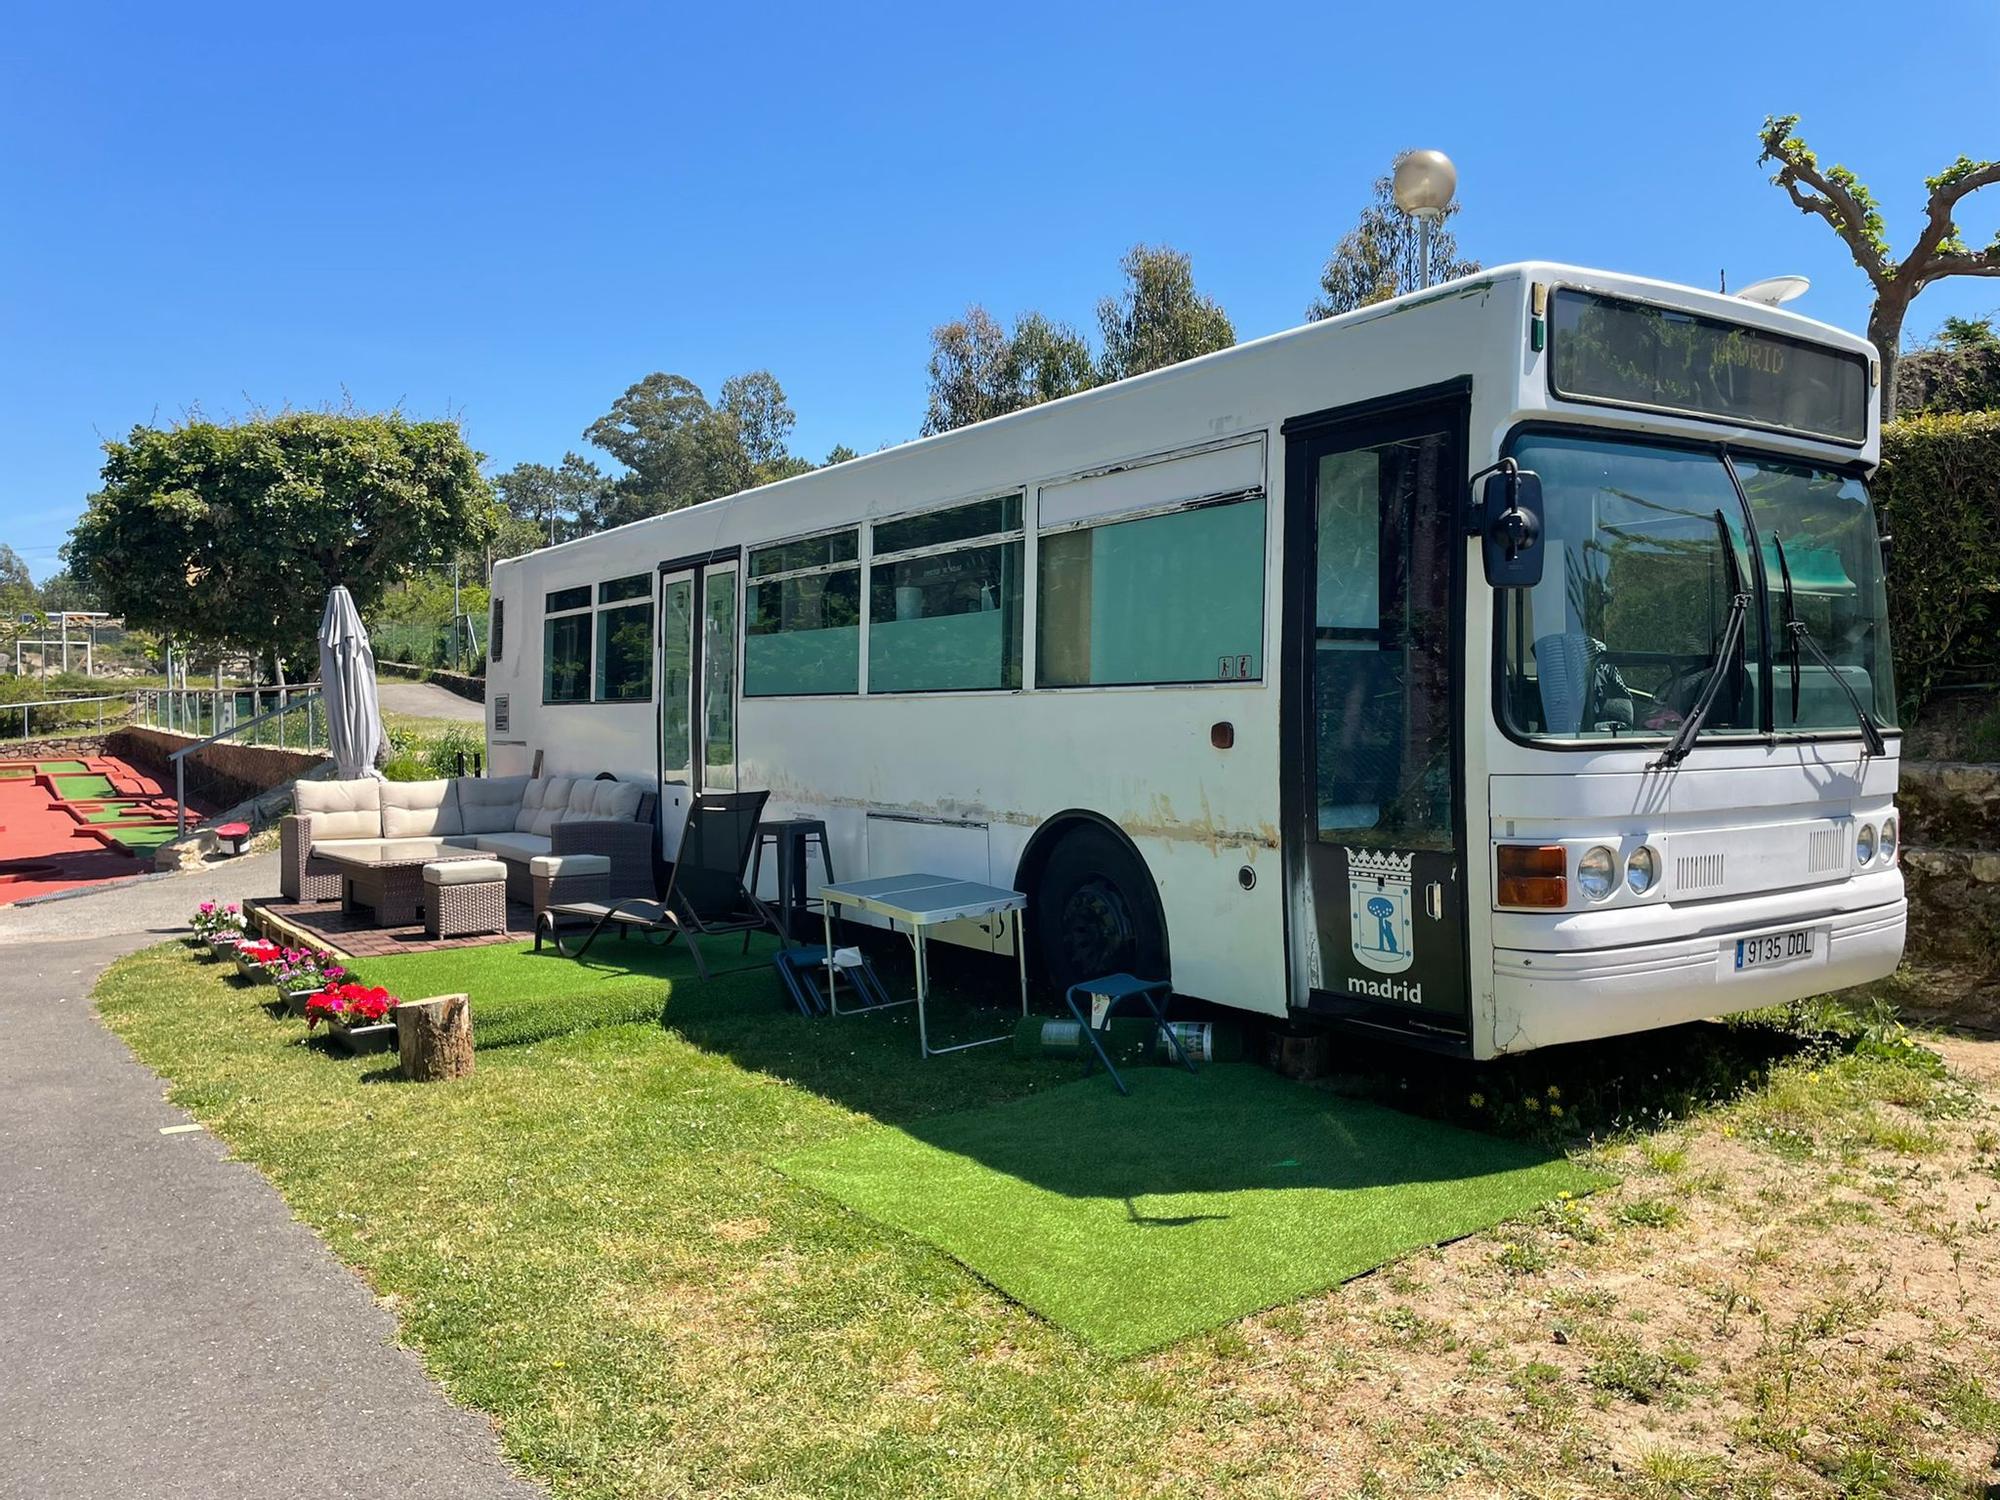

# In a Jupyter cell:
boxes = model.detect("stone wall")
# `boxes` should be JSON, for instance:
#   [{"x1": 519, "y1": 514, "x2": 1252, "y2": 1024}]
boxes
[
  {"x1": 2, "y1": 735, "x2": 107, "y2": 762},
  {"x1": 1897, "y1": 760, "x2": 2000, "y2": 1029},
  {"x1": 109, "y1": 727, "x2": 326, "y2": 814}
]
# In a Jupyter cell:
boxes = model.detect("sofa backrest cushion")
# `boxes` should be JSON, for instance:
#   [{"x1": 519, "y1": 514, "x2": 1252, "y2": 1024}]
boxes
[
  {"x1": 515, "y1": 775, "x2": 579, "y2": 837},
  {"x1": 568, "y1": 779, "x2": 643, "y2": 823},
  {"x1": 293, "y1": 778, "x2": 382, "y2": 841},
  {"x1": 380, "y1": 779, "x2": 463, "y2": 838},
  {"x1": 457, "y1": 775, "x2": 530, "y2": 835}
]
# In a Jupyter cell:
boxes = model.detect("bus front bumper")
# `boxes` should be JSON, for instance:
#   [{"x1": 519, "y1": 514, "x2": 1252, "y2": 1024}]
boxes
[{"x1": 1488, "y1": 893, "x2": 1906, "y2": 1054}]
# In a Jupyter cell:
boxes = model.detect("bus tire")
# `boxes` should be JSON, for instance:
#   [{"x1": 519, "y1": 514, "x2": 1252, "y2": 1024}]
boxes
[{"x1": 1030, "y1": 822, "x2": 1168, "y2": 998}]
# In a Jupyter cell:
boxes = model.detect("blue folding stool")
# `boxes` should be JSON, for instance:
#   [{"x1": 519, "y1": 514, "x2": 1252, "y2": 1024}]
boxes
[
  {"x1": 1062, "y1": 972, "x2": 1196, "y2": 1096},
  {"x1": 773, "y1": 944, "x2": 893, "y2": 1018}
]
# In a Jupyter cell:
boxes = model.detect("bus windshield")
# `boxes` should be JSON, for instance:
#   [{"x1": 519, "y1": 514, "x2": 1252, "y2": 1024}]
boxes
[{"x1": 1498, "y1": 433, "x2": 1896, "y2": 743}]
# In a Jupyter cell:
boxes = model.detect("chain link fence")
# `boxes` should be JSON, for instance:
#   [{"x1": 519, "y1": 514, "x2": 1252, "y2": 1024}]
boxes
[{"x1": 370, "y1": 620, "x2": 487, "y2": 676}]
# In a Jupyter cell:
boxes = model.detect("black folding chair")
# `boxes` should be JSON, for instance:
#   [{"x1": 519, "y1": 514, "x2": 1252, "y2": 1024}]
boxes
[{"x1": 535, "y1": 789, "x2": 781, "y2": 980}]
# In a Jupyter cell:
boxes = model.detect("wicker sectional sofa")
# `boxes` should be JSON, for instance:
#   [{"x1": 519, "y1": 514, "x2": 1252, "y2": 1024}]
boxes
[{"x1": 280, "y1": 774, "x2": 654, "y2": 911}]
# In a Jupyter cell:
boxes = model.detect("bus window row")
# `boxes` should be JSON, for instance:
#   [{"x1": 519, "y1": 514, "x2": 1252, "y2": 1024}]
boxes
[{"x1": 534, "y1": 480, "x2": 1268, "y2": 705}]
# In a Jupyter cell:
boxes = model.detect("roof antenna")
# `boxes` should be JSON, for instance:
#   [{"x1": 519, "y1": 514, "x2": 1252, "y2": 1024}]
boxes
[{"x1": 1719, "y1": 269, "x2": 1727, "y2": 294}]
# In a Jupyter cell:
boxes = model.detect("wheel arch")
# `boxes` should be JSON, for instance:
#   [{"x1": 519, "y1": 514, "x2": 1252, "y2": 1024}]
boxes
[{"x1": 1012, "y1": 810, "x2": 1173, "y2": 978}]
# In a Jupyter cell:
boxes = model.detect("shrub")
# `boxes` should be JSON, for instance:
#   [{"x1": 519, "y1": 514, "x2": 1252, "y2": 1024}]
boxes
[
  {"x1": 381, "y1": 722, "x2": 484, "y2": 780},
  {"x1": 1875, "y1": 411, "x2": 2000, "y2": 715}
]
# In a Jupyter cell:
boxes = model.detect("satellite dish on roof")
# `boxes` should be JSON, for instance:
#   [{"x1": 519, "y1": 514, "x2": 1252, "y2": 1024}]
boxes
[{"x1": 1734, "y1": 274, "x2": 1810, "y2": 307}]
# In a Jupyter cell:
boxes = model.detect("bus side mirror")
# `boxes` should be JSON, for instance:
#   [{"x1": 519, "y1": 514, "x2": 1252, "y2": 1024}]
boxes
[{"x1": 1481, "y1": 468, "x2": 1544, "y2": 588}]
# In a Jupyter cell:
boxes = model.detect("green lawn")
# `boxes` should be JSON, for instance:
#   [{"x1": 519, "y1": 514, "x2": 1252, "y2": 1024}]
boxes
[
  {"x1": 93, "y1": 941, "x2": 2000, "y2": 1497},
  {"x1": 93, "y1": 941, "x2": 1602, "y2": 1499}
]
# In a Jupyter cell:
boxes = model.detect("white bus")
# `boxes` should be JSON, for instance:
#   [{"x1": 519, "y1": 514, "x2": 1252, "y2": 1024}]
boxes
[{"x1": 486, "y1": 262, "x2": 1904, "y2": 1058}]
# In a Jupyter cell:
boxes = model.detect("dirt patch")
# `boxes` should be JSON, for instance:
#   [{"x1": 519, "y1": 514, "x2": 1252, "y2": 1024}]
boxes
[{"x1": 1156, "y1": 1032, "x2": 2000, "y2": 1496}]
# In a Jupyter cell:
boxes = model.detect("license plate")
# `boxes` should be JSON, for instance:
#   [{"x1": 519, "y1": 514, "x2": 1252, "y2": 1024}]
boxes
[{"x1": 1732, "y1": 927, "x2": 1817, "y2": 971}]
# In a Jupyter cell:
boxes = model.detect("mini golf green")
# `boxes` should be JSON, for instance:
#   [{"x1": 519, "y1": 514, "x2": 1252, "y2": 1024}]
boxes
[
  {"x1": 100, "y1": 824, "x2": 177, "y2": 850},
  {"x1": 778, "y1": 1065, "x2": 1608, "y2": 1355},
  {"x1": 36, "y1": 760, "x2": 91, "y2": 775},
  {"x1": 52, "y1": 774, "x2": 118, "y2": 800}
]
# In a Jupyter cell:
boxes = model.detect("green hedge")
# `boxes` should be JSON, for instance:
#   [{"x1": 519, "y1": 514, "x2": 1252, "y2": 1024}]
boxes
[{"x1": 1876, "y1": 411, "x2": 2000, "y2": 714}]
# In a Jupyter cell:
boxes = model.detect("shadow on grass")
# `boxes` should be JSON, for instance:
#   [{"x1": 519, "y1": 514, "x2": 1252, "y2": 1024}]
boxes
[{"x1": 349, "y1": 923, "x2": 1888, "y2": 1162}]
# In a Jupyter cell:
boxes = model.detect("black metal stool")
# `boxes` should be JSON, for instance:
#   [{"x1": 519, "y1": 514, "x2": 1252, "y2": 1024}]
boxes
[
  {"x1": 1063, "y1": 973, "x2": 1196, "y2": 1096},
  {"x1": 750, "y1": 818, "x2": 835, "y2": 942}
]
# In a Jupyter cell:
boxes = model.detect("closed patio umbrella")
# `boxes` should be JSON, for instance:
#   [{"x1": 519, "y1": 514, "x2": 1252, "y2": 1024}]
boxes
[{"x1": 318, "y1": 586, "x2": 389, "y2": 778}]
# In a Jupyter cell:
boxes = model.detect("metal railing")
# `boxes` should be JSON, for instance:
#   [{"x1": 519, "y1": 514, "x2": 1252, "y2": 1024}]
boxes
[
  {"x1": 2, "y1": 693, "x2": 134, "y2": 746},
  {"x1": 135, "y1": 684, "x2": 328, "y2": 751},
  {"x1": 165, "y1": 689, "x2": 328, "y2": 837}
]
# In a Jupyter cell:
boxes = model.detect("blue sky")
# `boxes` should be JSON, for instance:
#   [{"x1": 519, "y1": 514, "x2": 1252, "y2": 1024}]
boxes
[{"x1": 2, "y1": 0, "x2": 1995, "y2": 581}]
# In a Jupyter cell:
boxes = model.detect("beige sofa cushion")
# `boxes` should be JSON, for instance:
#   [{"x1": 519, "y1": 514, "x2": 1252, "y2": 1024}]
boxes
[
  {"x1": 515, "y1": 776, "x2": 577, "y2": 837},
  {"x1": 456, "y1": 775, "x2": 529, "y2": 835},
  {"x1": 424, "y1": 858, "x2": 507, "y2": 886},
  {"x1": 294, "y1": 778, "x2": 382, "y2": 841},
  {"x1": 380, "y1": 779, "x2": 463, "y2": 838},
  {"x1": 567, "y1": 779, "x2": 642, "y2": 822},
  {"x1": 529, "y1": 852, "x2": 610, "y2": 878},
  {"x1": 474, "y1": 831, "x2": 553, "y2": 862}
]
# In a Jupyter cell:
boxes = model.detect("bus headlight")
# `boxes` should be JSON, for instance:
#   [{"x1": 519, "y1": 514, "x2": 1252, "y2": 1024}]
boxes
[
  {"x1": 1880, "y1": 815, "x2": 1897, "y2": 863},
  {"x1": 1577, "y1": 845, "x2": 1617, "y2": 901},
  {"x1": 1626, "y1": 846, "x2": 1658, "y2": 895},
  {"x1": 1855, "y1": 823, "x2": 1876, "y2": 866}
]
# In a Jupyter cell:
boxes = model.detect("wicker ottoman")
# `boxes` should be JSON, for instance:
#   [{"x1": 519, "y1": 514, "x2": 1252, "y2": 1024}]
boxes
[
  {"x1": 530, "y1": 852, "x2": 612, "y2": 917},
  {"x1": 423, "y1": 858, "x2": 508, "y2": 939}
]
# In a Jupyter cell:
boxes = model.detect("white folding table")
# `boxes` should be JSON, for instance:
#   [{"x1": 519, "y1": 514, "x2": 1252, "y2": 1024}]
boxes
[{"x1": 817, "y1": 872, "x2": 1030, "y2": 1057}]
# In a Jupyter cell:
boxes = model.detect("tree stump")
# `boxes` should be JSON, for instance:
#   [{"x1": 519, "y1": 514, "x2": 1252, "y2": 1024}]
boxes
[{"x1": 397, "y1": 993, "x2": 473, "y2": 1082}]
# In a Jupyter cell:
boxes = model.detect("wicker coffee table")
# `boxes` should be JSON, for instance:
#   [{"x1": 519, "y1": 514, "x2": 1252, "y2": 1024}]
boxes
[{"x1": 314, "y1": 845, "x2": 492, "y2": 927}]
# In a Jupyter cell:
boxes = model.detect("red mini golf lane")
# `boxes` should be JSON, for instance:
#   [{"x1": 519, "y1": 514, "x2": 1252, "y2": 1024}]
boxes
[{"x1": 0, "y1": 757, "x2": 209, "y2": 904}]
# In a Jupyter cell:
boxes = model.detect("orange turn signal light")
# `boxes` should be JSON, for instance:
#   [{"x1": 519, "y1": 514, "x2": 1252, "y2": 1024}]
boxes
[{"x1": 1497, "y1": 844, "x2": 1567, "y2": 908}]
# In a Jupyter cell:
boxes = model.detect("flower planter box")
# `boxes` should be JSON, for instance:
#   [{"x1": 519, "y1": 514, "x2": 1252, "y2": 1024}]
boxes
[
  {"x1": 235, "y1": 947, "x2": 281, "y2": 982},
  {"x1": 207, "y1": 935, "x2": 243, "y2": 959},
  {"x1": 325, "y1": 1019, "x2": 398, "y2": 1055},
  {"x1": 279, "y1": 985, "x2": 321, "y2": 1018}
]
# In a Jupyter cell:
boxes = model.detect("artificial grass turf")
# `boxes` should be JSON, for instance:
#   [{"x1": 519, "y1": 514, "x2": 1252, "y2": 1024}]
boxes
[
  {"x1": 100, "y1": 824, "x2": 177, "y2": 849},
  {"x1": 349, "y1": 930, "x2": 1017, "y2": 1066},
  {"x1": 50, "y1": 773, "x2": 117, "y2": 799},
  {"x1": 352, "y1": 933, "x2": 805, "y2": 1051},
  {"x1": 779, "y1": 1064, "x2": 1608, "y2": 1355},
  {"x1": 35, "y1": 759, "x2": 90, "y2": 774}
]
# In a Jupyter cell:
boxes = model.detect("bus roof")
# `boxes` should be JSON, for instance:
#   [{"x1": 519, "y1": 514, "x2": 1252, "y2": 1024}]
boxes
[{"x1": 498, "y1": 262, "x2": 1877, "y2": 570}]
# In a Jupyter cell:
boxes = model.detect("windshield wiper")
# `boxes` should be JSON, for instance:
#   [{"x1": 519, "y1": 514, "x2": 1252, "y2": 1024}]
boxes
[
  {"x1": 1770, "y1": 531, "x2": 1886, "y2": 758},
  {"x1": 1651, "y1": 511, "x2": 1750, "y2": 772}
]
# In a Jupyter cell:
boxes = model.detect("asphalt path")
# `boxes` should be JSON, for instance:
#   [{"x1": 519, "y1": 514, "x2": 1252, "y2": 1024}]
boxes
[
  {"x1": 0, "y1": 863, "x2": 542, "y2": 1499},
  {"x1": 375, "y1": 678, "x2": 484, "y2": 723}
]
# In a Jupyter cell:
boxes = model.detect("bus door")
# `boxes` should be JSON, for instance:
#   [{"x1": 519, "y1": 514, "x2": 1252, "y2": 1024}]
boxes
[
  {"x1": 1282, "y1": 393, "x2": 1470, "y2": 1038},
  {"x1": 657, "y1": 556, "x2": 740, "y2": 861}
]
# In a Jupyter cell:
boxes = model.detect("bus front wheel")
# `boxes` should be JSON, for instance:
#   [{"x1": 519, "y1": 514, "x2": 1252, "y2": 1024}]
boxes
[{"x1": 1031, "y1": 823, "x2": 1167, "y2": 998}]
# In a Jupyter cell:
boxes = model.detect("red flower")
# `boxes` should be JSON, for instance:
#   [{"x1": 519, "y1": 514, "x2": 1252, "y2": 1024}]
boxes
[{"x1": 305, "y1": 981, "x2": 398, "y2": 1030}]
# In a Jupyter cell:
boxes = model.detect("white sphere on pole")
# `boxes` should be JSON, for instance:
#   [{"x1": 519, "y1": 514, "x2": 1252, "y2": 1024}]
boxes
[{"x1": 1392, "y1": 149, "x2": 1457, "y2": 220}]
